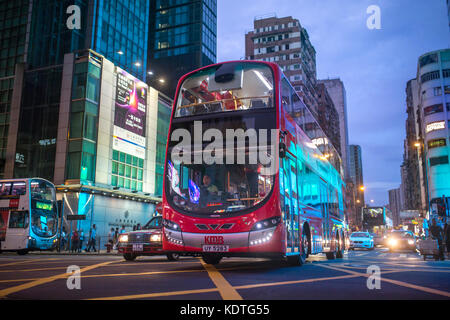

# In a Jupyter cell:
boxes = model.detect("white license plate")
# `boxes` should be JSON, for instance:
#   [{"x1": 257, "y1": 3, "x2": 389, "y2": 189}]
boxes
[
  {"x1": 202, "y1": 245, "x2": 229, "y2": 252},
  {"x1": 132, "y1": 244, "x2": 143, "y2": 252}
]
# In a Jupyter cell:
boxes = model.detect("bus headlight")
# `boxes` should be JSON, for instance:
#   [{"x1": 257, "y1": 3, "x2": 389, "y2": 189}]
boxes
[
  {"x1": 251, "y1": 216, "x2": 281, "y2": 231},
  {"x1": 119, "y1": 235, "x2": 128, "y2": 243},
  {"x1": 163, "y1": 219, "x2": 181, "y2": 231}
]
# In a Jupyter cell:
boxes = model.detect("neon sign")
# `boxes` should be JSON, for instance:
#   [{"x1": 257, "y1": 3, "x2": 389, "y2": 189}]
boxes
[{"x1": 426, "y1": 121, "x2": 445, "y2": 133}]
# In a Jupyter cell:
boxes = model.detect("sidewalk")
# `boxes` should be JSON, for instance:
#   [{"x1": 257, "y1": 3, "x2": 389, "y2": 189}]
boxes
[{"x1": 29, "y1": 249, "x2": 120, "y2": 256}]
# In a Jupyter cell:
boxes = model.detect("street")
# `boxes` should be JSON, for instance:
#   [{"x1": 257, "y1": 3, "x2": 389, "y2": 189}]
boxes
[{"x1": 0, "y1": 248, "x2": 449, "y2": 300}]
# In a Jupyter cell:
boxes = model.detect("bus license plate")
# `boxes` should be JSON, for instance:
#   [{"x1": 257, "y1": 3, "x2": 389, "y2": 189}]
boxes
[
  {"x1": 132, "y1": 244, "x2": 143, "y2": 252},
  {"x1": 202, "y1": 245, "x2": 229, "y2": 252}
]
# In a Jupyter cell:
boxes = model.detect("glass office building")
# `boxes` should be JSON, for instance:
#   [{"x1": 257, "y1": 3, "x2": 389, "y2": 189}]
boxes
[{"x1": 148, "y1": 0, "x2": 217, "y2": 98}]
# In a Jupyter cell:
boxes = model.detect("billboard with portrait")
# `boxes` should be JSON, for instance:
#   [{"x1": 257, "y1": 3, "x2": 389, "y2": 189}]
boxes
[
  {"x1": 362, "y1": 207, "x2": 385, "y2": 227},
  {"x1": 113, "y1": 70, "x2": 147, "y2": 159}
]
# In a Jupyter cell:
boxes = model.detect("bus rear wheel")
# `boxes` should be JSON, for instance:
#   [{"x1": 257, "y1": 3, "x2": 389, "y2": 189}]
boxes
[
  {"x1": 17, "y1": 249, "x2": 29, "y2": 255},
  {"x1": 202, "y1": 254, "x2": 222, "y2": 265},
  {"x1": 166, "y1": 253, "x2": 180, "y2": 261}
]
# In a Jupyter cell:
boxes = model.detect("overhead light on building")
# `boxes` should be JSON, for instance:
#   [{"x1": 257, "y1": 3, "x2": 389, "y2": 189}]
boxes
[
  {"x1": 117, "y1": 50, "x2": 124, "y2": 55},
  {"x1": 135, "y1": 62, "x2": 141, "y2": 67},
  {"x1": 148, "y1": 71, "x2": 154, "y2": 75},
  {"x1": 159, "y1": 78, "x2": 165, "y2": 83}
]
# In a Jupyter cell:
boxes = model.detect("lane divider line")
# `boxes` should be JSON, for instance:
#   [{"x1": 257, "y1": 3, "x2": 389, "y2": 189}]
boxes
[
  {"x1": 199, "y1": 258, "x2": 243, "y2": 300},
  {"x1": 317, "y1": 264, "x2": 450, "y2": 298},
  {"x1": 0, "y1": 260, "x2": 116, "y2": 298}
]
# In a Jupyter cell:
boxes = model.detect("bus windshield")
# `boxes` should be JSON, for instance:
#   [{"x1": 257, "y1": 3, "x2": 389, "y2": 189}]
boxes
[
  {"x1": 166, "y1": 112, "x2": 276, "y2": 217},
  {"x1": 175, "y1": 62, "x2": 274, "y2": 118},
  {"x1": 30, "y1": 180, "x2": 57, "y2": 238}
]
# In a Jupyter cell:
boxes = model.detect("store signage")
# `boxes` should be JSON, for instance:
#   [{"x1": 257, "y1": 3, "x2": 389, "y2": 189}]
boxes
[
  {"x1": 428, "y1": 138, "x2": 447, "y2": 149},
  {"x1": 426, "y1": 121, "x2": 445, "y2": 133}
]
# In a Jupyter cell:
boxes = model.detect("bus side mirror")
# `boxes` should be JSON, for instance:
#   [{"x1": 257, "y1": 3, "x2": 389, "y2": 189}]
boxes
[{"x1": 279, "y1": 142, "x2": 286, "y2": 159}]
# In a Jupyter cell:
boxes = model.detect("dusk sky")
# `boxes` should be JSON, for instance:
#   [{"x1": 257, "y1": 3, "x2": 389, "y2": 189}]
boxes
[{"x1": 217, "y1": 0, "x2": 449, "y2": 206}]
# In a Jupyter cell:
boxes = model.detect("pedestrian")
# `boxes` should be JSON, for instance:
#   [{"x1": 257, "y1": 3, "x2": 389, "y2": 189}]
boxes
[
  {"x1": 136, "y1": 223, "x2": 141, "y2": 231},
  {"x1": 78, "y1": 229, "x2": 84, "y2": 253},
  {"x1": 120, "y1": 225, "x2": 126, "y2": 234},
  {"x1": 71, "y1": 230, "x2": 79, "y2": 253},
  {"x1": 108, "y1": 228, "x2": 115, "y2": 245},
  {"x1": 133, "y1": 225, "x2": 137, "y2": 231},
  {"x1": 429, "y1": 218, "x2": 445, "y2": 261},
  {"x1": 113, "y1": 227, "x2": 119, "y2": 250},
  {"x1": 85, "y1": 224, "x2": 97, "y2": 252},
  {"x1": 445, "y1": 222, "x2": 450, "y2": 258},
  {"x1": 61, "y1": 227, "x2": 67, "y2": 251}
]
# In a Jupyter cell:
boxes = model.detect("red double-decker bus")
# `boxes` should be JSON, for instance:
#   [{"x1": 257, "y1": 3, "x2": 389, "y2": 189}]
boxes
[{"x1": 162, "y1": 61, "x2": 348, "y2": 265}]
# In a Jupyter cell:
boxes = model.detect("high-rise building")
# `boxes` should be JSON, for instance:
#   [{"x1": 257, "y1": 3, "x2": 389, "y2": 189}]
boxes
[
  {"x1": 416, "y1": 49, "x2": 450, "y2": 215},
  {"x1": 148, "y1": 0, "x2": 217, "y2": 98},
  {"x1": 317, "y1": 79, "x2": 350, "y2": 179},
  {"x1": 349, "y1": 144, "x2": 364, "y2": 204},
  {"x1": 316, "y1": 83, "x2": 341, "y2": 156},
  {"x1": 245, "y1": 15, "x2": 319, "y2": 117},
  {"x1": 1, "y1": 1, "x2": 172, "y2": 239}
]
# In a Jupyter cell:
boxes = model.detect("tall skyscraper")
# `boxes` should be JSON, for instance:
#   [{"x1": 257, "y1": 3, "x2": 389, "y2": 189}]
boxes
[
  {"x1": 388, "y1": 188, "x2": 402, "y2": 227},
  {"x1": 1, "y1": 1, "x2": 171, "y2": 239},
  {"x1": 147, "y1": 0, "x2": 217, "y2": 98},
  {"x1": 317, "y1": 79, "x2": 350, "y2": 179},
  {"x1": 245, "y1": 15, "x2": 319, "y2": 117},
  {"x1": 349, "y1": 145, "x2": 364, "y2": 228},
  {"x1": 349, "y1": 145, "x2": 364, "y2": 202}
]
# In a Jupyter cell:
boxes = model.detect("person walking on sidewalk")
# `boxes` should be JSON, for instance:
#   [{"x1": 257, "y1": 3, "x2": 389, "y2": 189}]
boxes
[
  {"x1": 85, "y1": 224, "x2": 97, "y2": 252},
  {"x1": 444, "y1": 221, "x2": 450, "y2": 258},
  {"x1": 78, "y1": 229, "x2": 84, "y2": 253},
  {"x1": 71, "y1": 230, "x2": 79, "y2": 253},
  {"x1": 430, "y1": 218, "x2": 445, "y2": 261}
]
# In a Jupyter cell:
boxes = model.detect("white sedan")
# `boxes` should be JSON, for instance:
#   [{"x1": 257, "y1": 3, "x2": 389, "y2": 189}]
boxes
[{"x1": 349, "y1": 232, "x2": 375, "y2": 250}]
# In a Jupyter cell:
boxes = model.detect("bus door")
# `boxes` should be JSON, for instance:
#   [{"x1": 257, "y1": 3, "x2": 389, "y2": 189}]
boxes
[
  {"x1": 320, "y1": 182, "x2": 329, "y2": 250},
  {"x1": 3, "y1": 210, "x2": 29, "y2": 250},
  {"x1": 281, "y1": 154, "x2": 300, "y2": 254}
]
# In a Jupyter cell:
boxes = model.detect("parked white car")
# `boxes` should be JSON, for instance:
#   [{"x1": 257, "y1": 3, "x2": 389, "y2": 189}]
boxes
[{"x1": 349, "y1": 232, "x2": 374, "y2": 250}]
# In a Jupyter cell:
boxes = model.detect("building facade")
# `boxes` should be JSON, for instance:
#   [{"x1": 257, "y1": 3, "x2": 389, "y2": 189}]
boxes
[
  {"x1": 388, "y1": 188, "x2": 402, "y2": 227},
  {"x1": 1, "y1": 1, "x2": 175, "y2": 239},
  {"x1": 317, "y1": 79, "x2": 350, "y2": 179},
  {"x1": 148, "y1": 0, "x2": 217, "y2": 98},
  {"x1": 416, "y1": 49, "x2": 450, "y2": 216},
  {"x1": 316, "y1": 82, "x2": 341, "y2": 156},
  {"x1": 245, "y1": 15, "x2": 319, "y2": 118}
]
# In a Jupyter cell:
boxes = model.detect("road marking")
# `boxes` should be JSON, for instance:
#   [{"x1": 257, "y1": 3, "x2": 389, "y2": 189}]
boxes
[
  {"x1": 0, "y1": 260, "x2": 116, "y2": 298},
  {"x1": 318, "y1": 264, "x2": 450, "y2": 298},
  {"x1": 0, "y1": 258, "x2": 59, "y2": 268},
  {"x1": 200, "y1": 258, "x2": 243, "y2": 300},
  {"x1": 400, "y1": 254, "x2": 407, "y2": 258},
  {"x1": 88, "y1": 288, "x2": 220, "y2": 300}
]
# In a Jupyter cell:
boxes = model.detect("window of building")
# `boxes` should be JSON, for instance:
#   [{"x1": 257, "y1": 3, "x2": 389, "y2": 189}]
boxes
[
  {"x1": 419, "y1": 54, "x2": 438, "y2": 67},
  {"x1": 430, "y1": 156, "x2": 449, "y2": 167},
  {"x1": 424, "y1": 104, "x2": 443, "y2": 116},
  {"x1": 421, "y1": 71, "x2": 440, "y2": 83},
  {"x1": 434, "y1": 87, "x2": 442, "y2": 96},
  {"x1": 111, "y1": 150, "x2": 144, "y2": 192}
]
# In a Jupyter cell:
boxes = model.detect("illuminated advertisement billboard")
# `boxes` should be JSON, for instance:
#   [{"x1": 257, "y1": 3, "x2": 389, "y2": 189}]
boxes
[
  {"x1": 113, "y1": 70, "x2": 147, "y2": 159},
  {"x1": 362, "y1": 207, "x2": 385, "y2": 227}
]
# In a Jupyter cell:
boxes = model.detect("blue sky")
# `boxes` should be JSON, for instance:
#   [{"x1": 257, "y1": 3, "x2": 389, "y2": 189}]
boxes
[{"x1": 217, "y1": 0, "x2": 449, "y2": 206}]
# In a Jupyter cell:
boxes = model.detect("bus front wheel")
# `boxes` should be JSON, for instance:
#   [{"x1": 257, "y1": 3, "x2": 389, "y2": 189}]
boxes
[
  {"x1": 202, "y1": 254, "x2": 222, "y2": 265},
  {"x1": 326, "y1": 251, "x2": 336, "y2": 260},
  {"x1": 123, "y1": 253, "x2": 137, "y2": 261}
]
